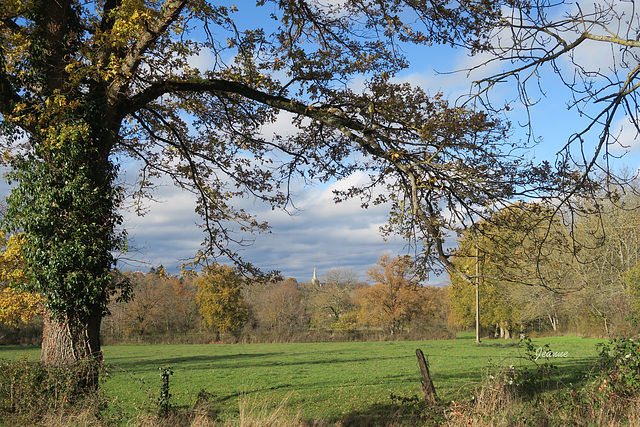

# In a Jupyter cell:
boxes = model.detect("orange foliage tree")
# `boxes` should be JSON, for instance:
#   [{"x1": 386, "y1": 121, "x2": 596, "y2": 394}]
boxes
[{"x1": 358, "y1": 254, "x2": 424, "y2": 335}]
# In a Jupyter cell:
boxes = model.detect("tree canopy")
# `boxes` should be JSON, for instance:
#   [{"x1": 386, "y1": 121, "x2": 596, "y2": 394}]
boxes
[{"x1": 449, "y1": 202, "x2": 572, "y2": 336}]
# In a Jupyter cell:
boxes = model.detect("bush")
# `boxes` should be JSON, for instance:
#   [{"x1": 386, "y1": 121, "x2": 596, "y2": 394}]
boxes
[
  {"x1": 595, "y1": 337, "x2": 640, "y2": 399},
  {"x1": 0, "y1": 358, "x2": 110, "y2": 425}
]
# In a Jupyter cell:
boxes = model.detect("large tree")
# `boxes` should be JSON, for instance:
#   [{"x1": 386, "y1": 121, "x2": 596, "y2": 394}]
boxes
[{"x1": 0, "y1": 1, "x2": 561, "y2": 369}]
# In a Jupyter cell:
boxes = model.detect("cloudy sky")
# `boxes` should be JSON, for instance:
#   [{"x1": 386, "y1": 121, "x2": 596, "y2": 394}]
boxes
[
  {"x1": 110, "y1": 3, "x2": 640, "y2": 284},
  {"x1": 5, "y1": 2, "x2": 640, "y2": 285},
  {"x1": 119, "y1": 169, "x2": 414, "y2": 284}
]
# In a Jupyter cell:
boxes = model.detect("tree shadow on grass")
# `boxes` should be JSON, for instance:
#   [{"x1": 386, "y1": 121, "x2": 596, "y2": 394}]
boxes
[
  {"x1": 108, "y1": 351, "x2": 413, "y2": 373},
  {"x1": 215, "y1": 383, "x2": 294, "y2": 403},
  {"x1": 107, "y1": 352, "x2": 282, "y2": 371},
  {"x1": 321, "y1": 357, "x2": 598, "y2": 426},
  {"x1": 551, "y1": 356, "x2": 596, "y2": 385}
]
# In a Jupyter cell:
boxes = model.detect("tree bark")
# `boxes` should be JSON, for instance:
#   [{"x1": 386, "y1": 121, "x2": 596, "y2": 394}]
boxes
[
  {"x1": 41, "y1": 309, "x2": 103, "y2": 387},
  {"x1": 504, "y1": 328, "x2": 511, "y2": 339}
]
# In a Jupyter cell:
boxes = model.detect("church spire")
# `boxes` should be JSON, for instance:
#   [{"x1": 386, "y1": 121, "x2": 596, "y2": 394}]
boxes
[{"x1": 311, "y1": 268, "x2": 320, "y2": 287}]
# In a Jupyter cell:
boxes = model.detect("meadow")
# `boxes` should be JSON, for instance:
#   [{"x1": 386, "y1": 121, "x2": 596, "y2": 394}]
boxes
[{"x1": 0, "y1": 335, "x2": 606, "y2": 424}]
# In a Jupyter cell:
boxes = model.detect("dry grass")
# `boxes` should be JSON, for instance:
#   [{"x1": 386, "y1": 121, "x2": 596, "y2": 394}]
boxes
[
  {"x1": 235, "y1": 392, "x2": 303, "y2": 427},
  {"x1": 120, "y1": 392, "x2": 303, "y2": 427},
  {"x1": 445, "y1": 370, "x2": 520, "y2": 427},
  {"x1": 40, "y1": 407, "x2": 104, "y2": 426},
  {"x1": 443, "y1": 366, "x2": 640, "y2": 427},
  {"x1": 13, "y1": 390, "x2": 640, "y2": 427}
]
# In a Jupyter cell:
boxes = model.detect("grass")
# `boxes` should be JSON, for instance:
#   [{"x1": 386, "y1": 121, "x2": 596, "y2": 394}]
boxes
[{"x1": 0, "y1": 335, "x2": 606, "y2": 424}]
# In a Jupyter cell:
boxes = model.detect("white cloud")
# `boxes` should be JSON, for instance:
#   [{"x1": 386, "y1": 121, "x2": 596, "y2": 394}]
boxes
[
  {"x1": 116, "y1": 167, "x2": 419, "y2": 283},
  {"x1": 186, "y1": 48, "x2": 218, "y2": 71},
  {"x1": 610, "y1": 115, "x2": 640, "y2": 154}
]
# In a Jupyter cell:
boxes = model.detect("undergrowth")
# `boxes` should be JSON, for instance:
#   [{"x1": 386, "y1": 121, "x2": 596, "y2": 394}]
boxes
[
  {"x1": 0, "y1": 357, "x2": 115, "y2": 425},
  {"x1": 446, "y1": 337, "x2": 640, "y2": 426}
]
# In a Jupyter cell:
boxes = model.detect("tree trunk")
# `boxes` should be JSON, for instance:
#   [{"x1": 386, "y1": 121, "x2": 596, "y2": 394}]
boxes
[
  {"x1": 41, "y1": 309, "x2": 102, "y2": 387},
  {"x1": 548, "y1": 313, "x2": 558, "y2": 331}
]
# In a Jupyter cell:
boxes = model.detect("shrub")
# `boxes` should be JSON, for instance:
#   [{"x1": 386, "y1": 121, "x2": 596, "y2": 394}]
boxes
[
  {"x1": 595, "y1": 337, "x2": 640, "y2": 399},
  {"x1": 0, "y1": 358, "x2": 109, "y2": 425}
]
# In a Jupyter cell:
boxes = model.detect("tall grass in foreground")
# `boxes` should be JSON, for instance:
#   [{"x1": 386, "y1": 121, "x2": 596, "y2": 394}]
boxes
[{"x1": 6, "y1": 363, "x2": 640, "y2": 426}]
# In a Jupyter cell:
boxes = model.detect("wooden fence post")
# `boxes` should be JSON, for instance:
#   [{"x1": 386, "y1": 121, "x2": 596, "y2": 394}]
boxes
[{"x1": 416, "y1": 348, "x2": 437, "y2": 404}]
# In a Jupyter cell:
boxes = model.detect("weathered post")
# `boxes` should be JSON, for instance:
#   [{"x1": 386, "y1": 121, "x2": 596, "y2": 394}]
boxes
[{"x1": 415, "y1": 349, "x2": 437, "y2": 404}]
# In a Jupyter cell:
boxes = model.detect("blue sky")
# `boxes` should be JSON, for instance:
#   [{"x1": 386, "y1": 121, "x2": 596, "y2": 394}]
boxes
[
  {"x1": 4, "y1": 2, "x2": 640, "y2": 285},
  {"x1": 117, "y1": 49, "x2": 639, "y2": 286},
  {"x1": 116, "y1": 3, "x2": 640, "y2": 284}
]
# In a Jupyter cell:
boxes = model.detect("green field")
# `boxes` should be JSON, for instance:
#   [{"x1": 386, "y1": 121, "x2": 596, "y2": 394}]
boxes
[{"x1": 0, "y1": 336, "x2": 606, "y2": 423}]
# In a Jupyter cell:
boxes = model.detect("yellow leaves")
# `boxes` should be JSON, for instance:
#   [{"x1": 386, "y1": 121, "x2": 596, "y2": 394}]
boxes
[
  {"x1": 44, "y1": 93, "x2": 78, "y2": 110},
  {"x1": 41, "y1": 121, "x2": 90, "y2": 149},
  {"x1": 0, "y1": 287, "x2": 42, "y2": 326},
  {"x1": 105, "y1": 0, "x2": 159, "y2": 48},
  {"x1": 11, "y1": 102, "x2": 27, "y2": 115},
  {"x1": 389, "y1": 148, "x2": 408, "y2": 162},
  {"x1": 64, "y1": 62, "x2": 77, "y2": 74},
  {"x1": 7, "y1": 102, "x2": 31, "y2": 126},
  {"x1": 0, "y1": 233, "x2": 26, "y2": 283},
  {"x1": 17, "y1": 91, "x2": 91, "y2": 148},
  {"x1": 0, "y1": 232, "x2": 42, "y2": 326},
  {"x1": 111, "y1": 12, "x2": 146, "y2": 37},
  {"x1": 0, "y1": 0, "x2": 31, "y2": 12},
  {"x1": 195, "y1": 264, "x2": 248, "y2": 335}
]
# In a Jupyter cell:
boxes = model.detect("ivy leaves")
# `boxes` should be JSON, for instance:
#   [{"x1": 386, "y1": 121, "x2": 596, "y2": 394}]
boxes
[{"x1": 5, "y1": 135, "x2": 123, "y2": 321}]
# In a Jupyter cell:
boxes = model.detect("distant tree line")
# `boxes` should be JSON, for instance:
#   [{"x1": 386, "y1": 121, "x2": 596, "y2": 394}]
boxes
[
  {"x1": 449, "y1": 179, "x2": 640, "y2": 339},
  {"x1": 1, "y1": 255, "x2": 451, "y2": 345},
  {"x1": 9, "y1": 176, "x2": 640, "y2": 345}
]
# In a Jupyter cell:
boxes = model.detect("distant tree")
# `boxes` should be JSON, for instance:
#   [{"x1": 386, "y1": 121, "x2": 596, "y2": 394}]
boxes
[
  {"x1": 159, "y1": 276, "x2": 199, "y2": 334},
  {"x1": 358, "y1": 254, "x2": 423, "y2": 335},
  {"x1": 420, "y1": 285, "x2": 450, "y2": 326},
  {"x1": 309, "y1": 268, "x2": 359, "y2": 329},
  {"x1": 101, "y1": 270, "x2": 140, "y2": 342},
  {"x1": 101, "y1": 269, "x2": 200, "y2": 342},
  {"x1": 566, "y1": 180, "x2": 640, "y2": 335},
  {"x1": 449, "y1": 203, "x2": 573, "y2": 337},
  {"x1": 195, "y1": 264, "x2": 248, "y2": 339},
  {"x1": 624, "y1": 265, "x2": 640, "y2": 326},
  {"x1": 122, "y1": 270, "x2": 167, "y2": 336},
  {"x1": 449, "y1": 264, "x2": 520, "y2": 338},
  {"x1": 253, "y1": 278, "x2": 306, "y2": 332}
]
